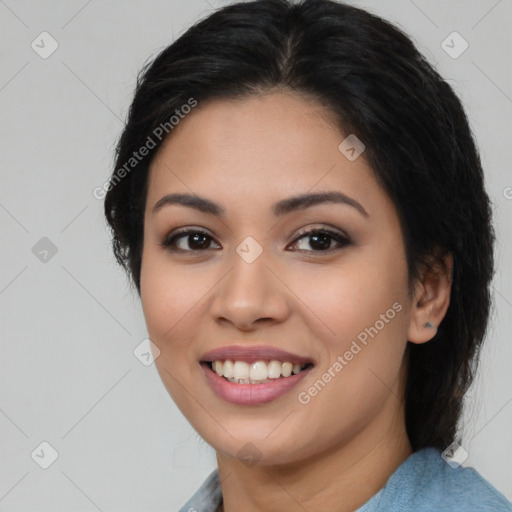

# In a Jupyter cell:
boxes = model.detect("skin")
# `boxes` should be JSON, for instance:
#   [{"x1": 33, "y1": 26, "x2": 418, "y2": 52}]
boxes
[{"x1": 139, "y1": 91, "x2": 452, "y2": 512}]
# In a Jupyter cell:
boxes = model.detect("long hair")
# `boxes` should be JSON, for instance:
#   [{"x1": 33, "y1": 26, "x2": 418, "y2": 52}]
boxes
[{"x1": 104, "y1": 0, "x2": 495, "y2": 451}]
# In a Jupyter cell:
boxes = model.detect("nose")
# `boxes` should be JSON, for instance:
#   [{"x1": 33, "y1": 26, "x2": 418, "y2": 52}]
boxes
[{"x1": 209, "y1": 246, "x2": 291, "y2": 332}]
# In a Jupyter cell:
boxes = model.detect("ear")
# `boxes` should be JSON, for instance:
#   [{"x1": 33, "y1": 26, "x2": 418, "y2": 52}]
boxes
[{"x1": 407, "y1": 251, "x2": 453, "y2": 344}]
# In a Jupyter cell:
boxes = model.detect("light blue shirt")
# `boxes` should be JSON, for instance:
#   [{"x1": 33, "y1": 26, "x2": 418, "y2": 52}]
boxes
[{"x1": 178, "y1": 447, "x2": 511, "y2": 511}]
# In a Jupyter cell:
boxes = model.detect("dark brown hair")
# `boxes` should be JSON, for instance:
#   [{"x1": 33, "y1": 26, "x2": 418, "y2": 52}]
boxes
[{"x1": 104, "y1": 0, "x2": 495, "y2": 451}]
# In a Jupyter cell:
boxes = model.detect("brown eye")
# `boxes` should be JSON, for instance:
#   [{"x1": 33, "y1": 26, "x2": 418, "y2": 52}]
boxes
[
  {"x1": 289, "y1": 228, "x2": 350, "y2": 253},
  {"x1": 161, "y1": 229, "x2": 221, "y2": 252}
]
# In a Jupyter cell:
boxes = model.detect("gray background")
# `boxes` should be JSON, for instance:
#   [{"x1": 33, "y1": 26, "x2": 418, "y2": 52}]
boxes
[{"x1": 1, "y1": 0, "x2": 511, "y2": 510}]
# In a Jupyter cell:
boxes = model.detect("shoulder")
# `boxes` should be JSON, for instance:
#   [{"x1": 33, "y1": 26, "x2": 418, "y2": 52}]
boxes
[
  {"x1": 429, "y1": 448, "x2": 511, "y2": 511},
  {"x1": 358, "y1": 447, "x2": 511, "y2": 512},
  {"x1": 178, "y1": 469, "x2": 222, "y2": 512}
]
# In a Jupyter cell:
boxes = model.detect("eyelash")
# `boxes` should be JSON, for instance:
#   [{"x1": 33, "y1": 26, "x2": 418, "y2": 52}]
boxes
[{"x1": 160, "y1": 226, "x2": 351, "y2": 255}]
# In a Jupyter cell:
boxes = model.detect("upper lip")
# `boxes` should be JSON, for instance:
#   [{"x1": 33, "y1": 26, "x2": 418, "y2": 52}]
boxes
[{"x1": 200, "y1": 345, "x2": 315, "y2": 365}]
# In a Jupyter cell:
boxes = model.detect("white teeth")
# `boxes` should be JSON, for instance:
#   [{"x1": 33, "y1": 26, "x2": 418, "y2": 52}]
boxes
[
  {"x1": 223, "y1": 359, "x2": 234, "y2": 379},
  {"x1": 213, "y1": 361, "x2": 223, "y2": 376},
  {"x1": 249, "y1": 361, "x2": 268, "y2": 380},
  {"x1": 292, "y1": 363, "x2": 302, "y2": 375},
  {"x1": 210, "y1": 359, "x2": 309, "y2": 383},
  {"x1": 267, "y1": 360, "x2": 282, "y2": 379},
  {"x1": 281, "y1": 362, "x2": 293, "y2": 377},
  {"x1": 233, "y1": 361, "x2": 250, "y2": 380}
]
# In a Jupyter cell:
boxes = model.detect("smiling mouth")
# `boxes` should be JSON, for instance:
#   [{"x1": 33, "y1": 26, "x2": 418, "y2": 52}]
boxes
[{"x1": 202, "y1": 360, "x2": 315, "y2": 384}]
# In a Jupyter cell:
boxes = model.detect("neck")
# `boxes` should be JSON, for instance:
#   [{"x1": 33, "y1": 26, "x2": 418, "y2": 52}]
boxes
[{"x1": 216, "y1": 370, "x2": 412, "y2": 512}]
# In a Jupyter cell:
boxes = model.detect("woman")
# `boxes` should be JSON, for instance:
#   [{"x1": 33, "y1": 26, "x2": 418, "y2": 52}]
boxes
[{"x1": 104, "y1": 0, "x2": 511, "y2": 510}]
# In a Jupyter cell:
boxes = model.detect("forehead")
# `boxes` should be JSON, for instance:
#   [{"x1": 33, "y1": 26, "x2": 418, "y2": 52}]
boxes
[{"x1": 146, "y1": 91, "x2": 381, "y2": 216}]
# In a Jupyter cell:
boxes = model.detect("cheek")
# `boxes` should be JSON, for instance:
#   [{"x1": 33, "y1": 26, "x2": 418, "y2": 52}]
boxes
[
  {"x1": 289, "y1": 256, "x2": 408, "y2": 348},
  {"x1": 140, "y1": 276, "x2": 191, "y2": 387},
  {"x1": 139, "y1": 254, "x2": 204, "y2": 410},
  {"x1": 140, "y1": 251, "x2": 202, "y2": 341},
  {"x1": 289, "y1": 254, "x2": 410, "y2": 409}
]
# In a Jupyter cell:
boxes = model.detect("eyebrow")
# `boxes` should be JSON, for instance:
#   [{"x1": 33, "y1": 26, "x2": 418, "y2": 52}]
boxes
[{"x1": 151, "y1": 191, "x2": 369, "y2": 218}]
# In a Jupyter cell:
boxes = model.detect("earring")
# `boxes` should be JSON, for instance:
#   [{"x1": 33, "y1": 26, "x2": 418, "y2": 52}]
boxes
[{"x1": 424, "y1": 321, "x2": 435, "y2": 328}]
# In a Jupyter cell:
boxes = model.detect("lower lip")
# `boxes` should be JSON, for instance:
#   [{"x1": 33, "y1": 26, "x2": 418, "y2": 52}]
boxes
[{"x1": 201, "y1": 363, "x2": 313, "y2": 405}]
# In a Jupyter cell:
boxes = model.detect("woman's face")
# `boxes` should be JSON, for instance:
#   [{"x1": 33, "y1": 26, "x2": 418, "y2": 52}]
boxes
[{"x1": 140, "y1": 91, "x2": 415, "y2": 465}]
